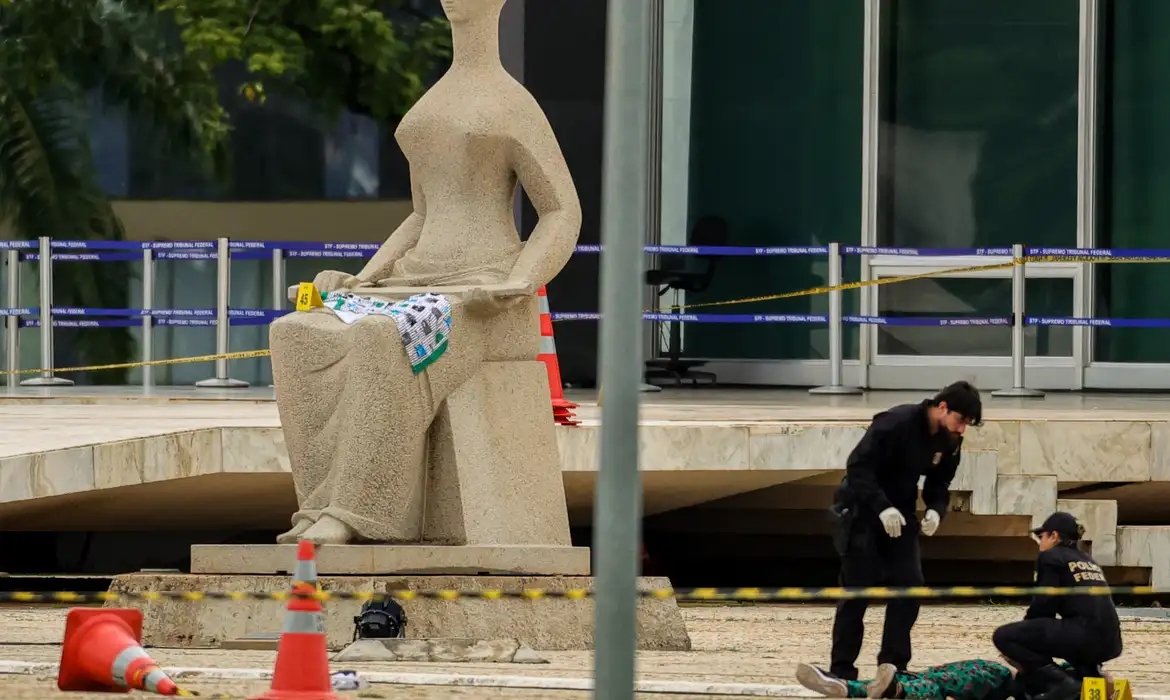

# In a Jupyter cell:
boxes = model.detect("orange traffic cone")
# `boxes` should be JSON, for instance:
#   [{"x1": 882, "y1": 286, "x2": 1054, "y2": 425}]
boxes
[
  {"x1": 537, "y1": 285, "x2": 578, "y2": 426},
  {"x1": 249, "y1": 540, "x2": 338, "y2": 700},
  {"x1": 58, "y1": 608, "x2": 185, "y2": 695}
]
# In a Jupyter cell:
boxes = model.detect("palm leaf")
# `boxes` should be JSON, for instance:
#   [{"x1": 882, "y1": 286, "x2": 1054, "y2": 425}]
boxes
[{"x1": 0, "y1": 80, "x2": 134, "y2": 382}]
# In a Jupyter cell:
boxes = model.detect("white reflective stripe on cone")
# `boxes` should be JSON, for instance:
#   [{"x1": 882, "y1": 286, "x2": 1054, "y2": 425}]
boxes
[
  {"x1": 283, "y1": 610, "x2": 326, "y2": 634},
  {"x1": 539, "y1": 335, "x2": 557, "y2": 355},
  {"x1": 142, "y1": 667, "x2": 170, "y2": 693},
  {"x1": 293, "y1": 560, "x2": 317, "y2": 585},
  {"x1": 110, "y1": 645, "x2": 150, "y2": 688},
  {"x1": 538, "y1": 293, "x2": 550, "y2": 313}
]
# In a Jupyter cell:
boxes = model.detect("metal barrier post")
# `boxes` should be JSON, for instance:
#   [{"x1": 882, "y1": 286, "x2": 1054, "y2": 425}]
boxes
[
  {"x1": 195, "y1": 237, "x2": 249, "y2": 388},
  {"x1": 5, "y1": 249, "x2": 19, "y2": 386},
  {"x1": 271, "y1": 248, "x2": 285, "y2": 311},
  {"x1": 21, "y1": 236, "x2": 73, "y2": 386},
  {"x1": 268, "y1": 247, "x2": 284, "y2": 389},
  {"x1": 142, "y1": 248, "x2": 155, "y2": 388},
  {"x1": 992, "y1": 243, "x2": 1045, "y2": 398},
  {"x1": 810, "y1": 242, "x2": 862, "y2": 395}
]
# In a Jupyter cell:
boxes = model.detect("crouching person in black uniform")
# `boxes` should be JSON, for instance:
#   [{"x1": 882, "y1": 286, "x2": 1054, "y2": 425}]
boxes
[
  {"x1": 827, "y1": 381, "x2": 983, "y2": 680},
  {"x1": 993, "y1": 511, "x2": 1123, "y2": 700}
]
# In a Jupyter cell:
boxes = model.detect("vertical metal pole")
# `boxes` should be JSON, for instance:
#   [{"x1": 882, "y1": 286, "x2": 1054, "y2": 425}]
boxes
[
  {"x1": 20, "y1": 236, "x2": 72, "y2": 386},
  {"x1": 595, "y1": 0, "x2": 651, "y2": 697},
  {"x1": 811, "y1": 242, "x2": 862, "y2": 395},
  {"x1": 992, "y1": 244, "x2": 1045, "y2": 398},
  {"x1": 142, "y1": 248, "x2": 155, "y2": 389},
  {"x1": 195, "y1": 237, "x2": 248, "y2": 388},
  {"x1": 268, "y1": 248, "x2": 285, "y2": 389},
  {"x1": 639, "y1": 0, "x2": 664, "y2": 395},
  {"x1": 5, "y1": 250, "x2": 19, "y2": 386},
  {"x1": 271, "y1": 248, "x2": 286, "y2": 311}
]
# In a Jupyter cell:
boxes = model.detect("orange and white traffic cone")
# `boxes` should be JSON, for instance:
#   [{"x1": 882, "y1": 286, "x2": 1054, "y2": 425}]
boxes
[
  {"x1": 57, "y1": 608, "x2": 186, "y2": 695},
  {"x1": 249, "y1": 541, "x2": 338, "y2": 700},
  {"x1": 537, "y1": 285, "x2": 578, "y2": 426}
]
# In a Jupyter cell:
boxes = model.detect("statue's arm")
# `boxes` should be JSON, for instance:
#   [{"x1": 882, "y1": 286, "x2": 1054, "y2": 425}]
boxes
[
  {"x1": 356, "y1": 175, "x2": 426, "y2": 283},
  {"x1": 506, "y1": 103, "x2": 583, "y2": 288}
]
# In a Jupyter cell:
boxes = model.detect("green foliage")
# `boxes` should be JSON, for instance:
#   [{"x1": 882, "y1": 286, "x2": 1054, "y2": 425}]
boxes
[
  {"x1": 160, "y1": 0, "x2": 452, "y2": 123},
  {"x1": 0, "y1": 0, "x2": 450, "y2": 382}
]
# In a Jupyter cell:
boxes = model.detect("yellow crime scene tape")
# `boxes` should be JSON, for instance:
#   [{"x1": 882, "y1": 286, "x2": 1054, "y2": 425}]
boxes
[
  {"x1": 9, "y1": 254, "x2": 1170, "y2": 378},
  {"x1": 0, "y1": 584, "x2": 1162, "y2": 605},
  {"x1": 0, "y1": 349, "x2": 272, "y2": 377}
]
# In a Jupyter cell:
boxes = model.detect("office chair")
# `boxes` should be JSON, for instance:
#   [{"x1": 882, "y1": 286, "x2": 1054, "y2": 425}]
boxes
[{"x1": 643, "y1": 216, "x2": 728, "y2": 386}]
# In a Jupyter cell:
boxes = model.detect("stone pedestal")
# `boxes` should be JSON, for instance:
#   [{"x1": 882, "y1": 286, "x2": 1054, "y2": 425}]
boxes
[
  {"x1": 107, "y1": 572, "x2": 691, "y2": 651},
  {"x1": 190, "y1": 544, "x2": 591, "y2": 576}
]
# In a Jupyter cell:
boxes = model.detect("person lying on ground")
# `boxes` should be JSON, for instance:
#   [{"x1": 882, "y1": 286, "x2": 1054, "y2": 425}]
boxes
[{"x1": 796, "y1": 658, "x2": 1113, "y2": 700}]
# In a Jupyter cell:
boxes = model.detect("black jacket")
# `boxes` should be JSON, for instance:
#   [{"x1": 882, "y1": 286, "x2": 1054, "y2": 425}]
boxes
[
  {"x1": 1026, "y1": 545, "x2": 1122, "y2": 648},
  {"x1": 834, "y1": 400, "x2": 963, "y2": 523}
]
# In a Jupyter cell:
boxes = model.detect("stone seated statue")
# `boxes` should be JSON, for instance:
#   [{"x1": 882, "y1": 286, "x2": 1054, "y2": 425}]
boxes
[{"x1": 269, "y1": 0, "x2": 582, "y2": 546}]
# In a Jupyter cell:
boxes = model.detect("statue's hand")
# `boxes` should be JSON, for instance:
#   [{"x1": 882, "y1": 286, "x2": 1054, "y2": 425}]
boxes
[
  {"x1": 313, "y1": 270, "x2": 372, "y2": 294},
  {"x1": 463, "y1": 279, "x2": 535, "y2": 317}
]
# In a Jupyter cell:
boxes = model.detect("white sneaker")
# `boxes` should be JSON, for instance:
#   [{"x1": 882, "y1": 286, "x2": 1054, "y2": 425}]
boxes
[
  {"x1": 796, "y1": 663, "x2": 849, "y2": 697},
  {"x1": 868, "y1": 663, "x2": 899, "y2": 698}
]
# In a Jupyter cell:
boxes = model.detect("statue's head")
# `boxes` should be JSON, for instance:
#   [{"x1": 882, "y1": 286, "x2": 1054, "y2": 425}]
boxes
[{"x1": 440, "y1": 0, "x2": 506, "y2": 24}]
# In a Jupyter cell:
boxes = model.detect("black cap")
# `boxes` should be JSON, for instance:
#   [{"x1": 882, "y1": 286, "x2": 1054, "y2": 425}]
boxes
[{"x1": 1032, "y1": 511, "x2": 1081, "y2": 540}]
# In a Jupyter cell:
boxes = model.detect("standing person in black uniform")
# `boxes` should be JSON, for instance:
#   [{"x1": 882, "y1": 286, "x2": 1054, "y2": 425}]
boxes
[
  {"x1": 993, "y1": 511, "x2": 1123, "y2": 700},
  {"x1": 826, "y1": 381, "x2": 983, "y2": 681}
]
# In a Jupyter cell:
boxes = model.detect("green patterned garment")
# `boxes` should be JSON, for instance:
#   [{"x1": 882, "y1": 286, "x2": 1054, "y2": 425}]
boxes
[{"x1": 844, "y1": 659, "x2": 1016, "y2": 700}]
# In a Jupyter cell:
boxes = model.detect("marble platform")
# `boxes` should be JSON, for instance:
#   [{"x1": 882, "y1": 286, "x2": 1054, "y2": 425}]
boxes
[
  {"x1": 190, "y1": 544, "x2": 591, "y2": 576},
  {"x1": 106, "y1": 573, "x2": 691, "y2": 651},
  {"x1": 2, "y1": 387, "x2": 1170, "y2": 586}
]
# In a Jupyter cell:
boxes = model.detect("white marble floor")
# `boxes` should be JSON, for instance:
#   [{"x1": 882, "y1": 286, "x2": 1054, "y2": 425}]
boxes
[{"x1": 2, "y1": 385, "x2": 1169, "y2": 460}]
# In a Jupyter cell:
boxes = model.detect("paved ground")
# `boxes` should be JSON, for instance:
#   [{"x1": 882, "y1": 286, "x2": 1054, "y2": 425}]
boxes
[{"x1": 3, "y1": 604, "x2": 1169, "y2": 698}]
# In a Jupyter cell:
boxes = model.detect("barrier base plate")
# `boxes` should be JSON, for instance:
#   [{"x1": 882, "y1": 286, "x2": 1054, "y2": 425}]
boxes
[
  {"x1": 808, "y1": 384, "x2": 864, "y2": 396},
  {"x1": 991, "y1": 386, "x2": 1046, "y2": 398},
  {"x1": 195, "y1": 377, "x2": 251, "y2": 389},
  {"x1": 19, "y1": 376, "x2": 74, "y2": 387}
]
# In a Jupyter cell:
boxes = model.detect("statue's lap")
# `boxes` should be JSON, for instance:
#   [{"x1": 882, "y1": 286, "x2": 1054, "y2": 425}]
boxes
[{"x1": 270, "y1": 295, "x2": 539, "y2": 364}]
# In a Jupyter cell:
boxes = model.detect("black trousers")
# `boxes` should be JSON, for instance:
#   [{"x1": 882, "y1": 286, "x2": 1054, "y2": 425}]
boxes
[
  {"x1": 829, "y1": 516, "x2": 924, "y2": 680},
  {"x1": 993, "y1": 618, "x2": 1122, "y2": 675}
]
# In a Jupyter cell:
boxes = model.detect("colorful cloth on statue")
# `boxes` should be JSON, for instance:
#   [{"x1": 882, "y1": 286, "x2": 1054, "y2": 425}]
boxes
[
  {"x1": 323, "y1": 291, "x2": 452, "y2": 373},
  {"x1": 844, "y1": 660, "x2": 1016, "y2": 700}
]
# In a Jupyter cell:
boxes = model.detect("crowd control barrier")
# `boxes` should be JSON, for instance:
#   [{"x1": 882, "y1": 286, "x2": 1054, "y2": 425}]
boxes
[{"x1": 4, "y1": 237, "x2": 1170, "y2": 392}]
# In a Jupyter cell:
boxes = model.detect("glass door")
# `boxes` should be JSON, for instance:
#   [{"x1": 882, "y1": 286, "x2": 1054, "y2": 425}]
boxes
[{"x1": 864, "y1": 0, "x2": 1086, "y2": 392}]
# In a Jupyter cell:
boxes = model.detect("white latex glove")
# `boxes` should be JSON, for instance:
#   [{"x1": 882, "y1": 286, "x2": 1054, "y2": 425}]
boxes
[
  {"x1": 878, "y1": 507, "x2": 906, "y2": 538},
  {"x1": 921, "y1": 509, "x2": 941, "y2": 537}
]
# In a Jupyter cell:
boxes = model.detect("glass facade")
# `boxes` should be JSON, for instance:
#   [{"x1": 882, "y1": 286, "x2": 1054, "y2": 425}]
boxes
[
  {"x1": 29, "y1": 0, "x2": 1170, "y2": 387},
  {"x1": 1094, "y1": 0, "x2": 1170, "y2": 363},
  {"x1": 677, "y1": 0, "x2": 863, "y2": 361}
]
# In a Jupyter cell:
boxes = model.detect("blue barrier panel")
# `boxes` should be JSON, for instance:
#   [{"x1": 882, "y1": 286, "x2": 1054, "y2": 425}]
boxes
[
  {"x1": 551, "y1": 312, "x2": 828, "y2": 323},
  {"x1": 845, "y1": 315, "x2": 1012, "y2": 327},
  {"x1": 571, "y1": 244, "x2": 827, "y2": 256},
  {"x1": 1026, "y1": 247, "x2": 1170, "y2": 258},
  {"x1": 0, "y1": 307, "x2": 37, "y2": 316},
  {"x1": 842, "y1": 246, "x2": 1014, "y2": 257},
  {"x1": 51, "y1": 240, "x2": 217, "y2": 251},
  {"x1": 156, "y1": 251, "x2": 217, "y2": 261},
  {"x1": 0, "y1": 240, "x2": 37, "y2": 250},
  {"x1": 50, "y1": 308, "x2": 216, "y2": 318},
  {"x1": 24, "y1": 252, "x2": 145, "y2": 263},
  {"x1": 1029, "y1": 316, "x2": 1170, "y2": 328}
]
